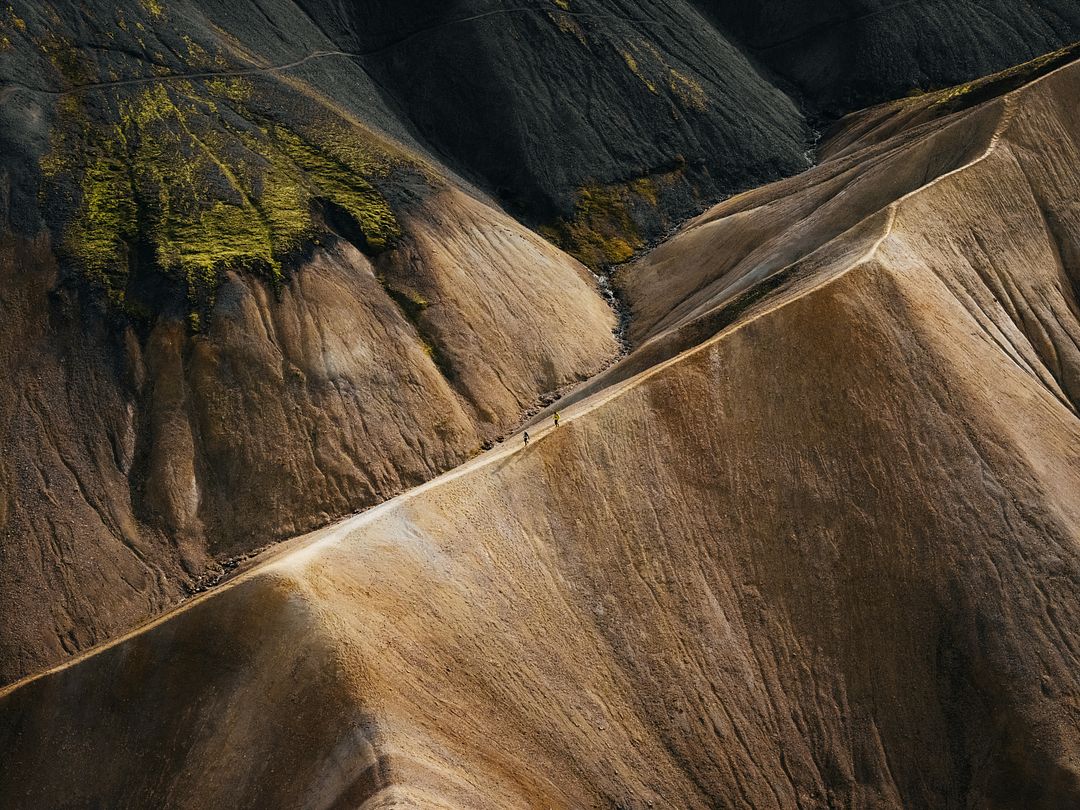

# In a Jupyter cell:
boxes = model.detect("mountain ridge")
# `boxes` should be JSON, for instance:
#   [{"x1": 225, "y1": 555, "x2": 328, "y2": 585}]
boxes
[
  {"x1": 3, "y1": 48, "x2": 1080, "y2": 807},
  {"x1": 1, "y1": 0, "x2": 1079, "y2": 714}
]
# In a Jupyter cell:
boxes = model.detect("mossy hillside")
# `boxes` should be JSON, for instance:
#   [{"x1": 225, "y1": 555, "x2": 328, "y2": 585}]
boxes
[
  {"x1": 617, "y1": 40, "x2": 708, "y2": 112},
  {"x1": 546, "y1": 21, "x2": 710, "y2": 111},
  {"x1": 41, "y1": 77, "x2": 405, "y2": 326},
  {"x1": 547, "y1": 8, "x2": 587, "y2": 46},
  {"x1": 271, "y1": 126, "x2": 400, "y2": 253},
  {"x1": 547, "y1": 183, "x2": 643, "y2": 267},
  {"x1": 139, "y1": 0, "x2": 164, "y2": 19},
  {"x1": 541, "y1": 165, "x2": 686, "y2": 269},
  {"x1": 621, "y1": 50, "x2": 658, "y2": 94},
  {"x1": 0, "y1": 5, "x2": 26, "y2": 51}
]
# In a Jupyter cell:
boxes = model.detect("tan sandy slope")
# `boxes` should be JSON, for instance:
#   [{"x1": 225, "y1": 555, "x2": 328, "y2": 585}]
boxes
[
  {"x1": 0, "y1": 180, "x2": 617, "y2": 685},
  {"x1": 3, "y1": 56, "x2": 1080, "y2": 809}
]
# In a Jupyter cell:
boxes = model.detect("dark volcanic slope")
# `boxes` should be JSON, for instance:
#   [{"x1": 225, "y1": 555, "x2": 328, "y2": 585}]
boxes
[
  {"x1": 699, "y1": 0, "x2": 1080, "y2": 113},
  {"x1": 0, "y1": 0, "x2": 817, "y2": 263},
  {"x1": 292, "y1": 0, "x2": 811, "y2": 262}
]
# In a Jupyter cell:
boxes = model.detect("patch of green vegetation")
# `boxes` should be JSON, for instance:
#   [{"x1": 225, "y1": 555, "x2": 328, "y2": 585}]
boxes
[
  {"x1": 669, "y1": 69, "x2": 706, "y2": 111},
  {"x1": 542, "y1": 166, "x2": 686, "y2": 269},
  {"x1": 204, "y1": 76, "x2": 251, "y2": 102},
  {"x1": 382, "y1": 284, "x2": 429, "y2": 322},
  {"x1": 629, "y1": 177, "x2": 658, "y2": 206},
  {"x1": 907, "y1": 42, "x2": 1080, "y2": 116},
  {"x1": 38, "y1": 32, "x2": 96, "y2": 85},
  {"x1": 179, "y1": 35, "x2": 227, "y2": 70},
  {"x1": 929, "y1": 82, "x2": 975, "y2": 108},
  {"x1": 620, "y1": 49, "x2": 657, "y2": 94},
  {"x1": 547, "y1": 10, "x2": 587, "y2": 45},
  {"x1": 541, "y1": 183, "x2": 643, "y2": 268},
  {"x1": 552, "y1": 0, "x2": 570, "y2": 9},
  {"x1": 617, "y1": 41, "x2": 709, "y2": 111},
  {"x1": 6, "y1": 5, "x2": 26, "y2": 32},
  {"x1": 140, "y1": 0, "x2": 164, "y2": 18},
  {"x1": 272, "y1": 126, "x2": 401, "y2": 252},
  {"x1": 66, "y1": 154, "x2": 138, "y2": 304},
  {"x1": 41, "y1": 78, "x2": 407, "y2": 330}
]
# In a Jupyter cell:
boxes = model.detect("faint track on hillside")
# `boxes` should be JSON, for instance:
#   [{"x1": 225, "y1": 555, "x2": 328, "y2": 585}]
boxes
[
  {"x1": 4, "y1": 55, "x2": 1072, "y2": 699},
  {"x1": 0, "y1": 6, "x2": 689, "y2": 98},
  {"x1": 740, "y1": 0, "x2": 938, "y2": 51}
]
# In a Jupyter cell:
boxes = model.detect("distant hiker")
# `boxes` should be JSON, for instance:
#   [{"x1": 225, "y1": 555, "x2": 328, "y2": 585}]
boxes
[
  {"x1": 553, "y1": 411, "x2": 561, "y2": 428},
  {"x1": 523, "y1": 430, "x2": 530, "y2": 447}
]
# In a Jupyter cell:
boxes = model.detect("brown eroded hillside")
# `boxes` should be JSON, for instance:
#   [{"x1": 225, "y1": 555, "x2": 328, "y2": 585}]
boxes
[
  {"x1": 0, "y1": 179, "x2": 618, "y2": 685},
  {"x1": 3, "y1": 0, "x2": 1079, "y2": 693},
  {"x1": 3, "y1": 51, "x2": 1080, "y2": 809}
]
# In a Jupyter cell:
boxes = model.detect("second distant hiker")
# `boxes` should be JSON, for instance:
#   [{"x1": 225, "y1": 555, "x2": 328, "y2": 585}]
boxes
[{"x1": 553, "y1": 411, "x2": 561, "y2": 428}]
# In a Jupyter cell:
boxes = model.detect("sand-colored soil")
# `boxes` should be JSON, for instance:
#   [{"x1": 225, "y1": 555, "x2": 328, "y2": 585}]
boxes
[{"x1": 3, "y1": 54, "x2": 1080, "y2": 809}]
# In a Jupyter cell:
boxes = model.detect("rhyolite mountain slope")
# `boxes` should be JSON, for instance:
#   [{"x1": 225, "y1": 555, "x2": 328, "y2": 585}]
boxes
[
  {"x1": 3, "y1": 53, "x2": 1080, "y2": 808},
  {"x1": 284, "y1": 0, "x2": 813, "y2": 264},
  {"x1": 0, "y1": 0, "x2": 1077, "y2": 687},
  {"x1": 0, "y1": 0, "x2": 622, "y2": 684}
]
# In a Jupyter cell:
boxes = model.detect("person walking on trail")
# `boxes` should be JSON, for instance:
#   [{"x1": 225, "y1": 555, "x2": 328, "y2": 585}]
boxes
[
  {"x1": 523, "y1": 430, "x2": 530, "y2": 447},
  {"x1": 553, "y1": 411, "x2": 561, "y2": 428}
]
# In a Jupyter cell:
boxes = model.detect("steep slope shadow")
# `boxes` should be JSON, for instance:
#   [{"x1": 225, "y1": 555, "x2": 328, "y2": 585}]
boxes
[
  {"x1": 292, "y1": 0, "x2": 812, "y2": 264},
  {"x1": 695, "y1": 0, "x2": 1080, "y2": 114}
]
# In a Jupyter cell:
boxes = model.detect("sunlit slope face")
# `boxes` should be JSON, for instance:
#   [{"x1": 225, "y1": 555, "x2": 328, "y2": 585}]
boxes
[
  {"x1": 620, "y1": 48, "x2": 1080, "y2": 375},
  {"x1": 4, "y1": 57, "x2": 1080, "y2": 810},
  {"x1": 0, "y1": 0, "x2": 618, "y2": 685}
]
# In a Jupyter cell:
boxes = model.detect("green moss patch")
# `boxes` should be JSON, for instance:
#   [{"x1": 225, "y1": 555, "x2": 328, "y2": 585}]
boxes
[
  {"x1": 0, "y1": 6, "x2": 25, "y2": 51},
  {"x1": 616, "y1": 40, "x2": 709, "y2": 112},
  {"x1": 541, "y1": 166, "x2": 684, "y2": 269},
  {"x1": 547, "y1": 10, "x2": 587, "y2": 45},
  {"x1": 41, "y1": 77, "x2": 407, "y2": 329},
  {"x1": 541, "y1": 183, "x2": 643, "y2": 268},
  {"x1": 272, "y1": 126, "x2": 400, "y2": 253}
]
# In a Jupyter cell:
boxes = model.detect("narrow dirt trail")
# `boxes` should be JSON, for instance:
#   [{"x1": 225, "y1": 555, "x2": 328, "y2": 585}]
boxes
[{"x1": 0, "y1": 207, "x2": 884, "y2": 700}]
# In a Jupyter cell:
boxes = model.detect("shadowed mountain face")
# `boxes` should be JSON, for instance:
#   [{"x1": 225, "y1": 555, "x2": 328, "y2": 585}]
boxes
[
  {"x1": 3, "y1": 55, "x2": 1080, "y2": 808},
  {"x1": 1, "y1": 0, "x2": 1079, "y2": 785},
  {"x1": 696, "y1": 0, "x2": 1080, "y2": 113}
]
